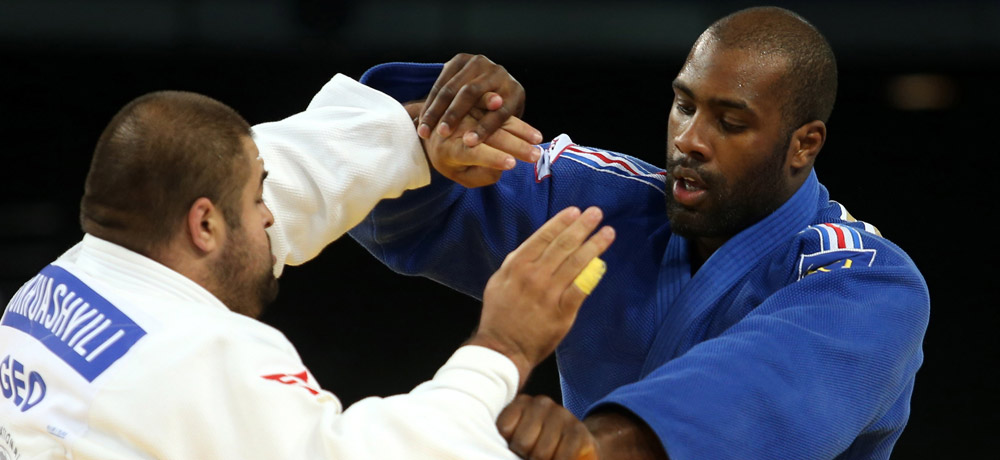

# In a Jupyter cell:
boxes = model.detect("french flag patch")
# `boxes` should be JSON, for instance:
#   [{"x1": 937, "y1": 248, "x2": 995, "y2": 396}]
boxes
[
  {"x1": 814, "y1": 223, "x2": 865, "y2": 250},
  {"x1": 797, "y1": 223, "x2": 877, "y2": 280},
  {"x1": 534, "y1": 134, "x2": 666, "y2": 192}
]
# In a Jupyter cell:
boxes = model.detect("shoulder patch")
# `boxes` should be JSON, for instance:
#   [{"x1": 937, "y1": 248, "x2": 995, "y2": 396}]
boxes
[
  {"x1": 797, "y1": 223, "x2": 877, "y2": 281},
  {"x1": 534, "y1": 134, "x2": 666, "y2": 193}
]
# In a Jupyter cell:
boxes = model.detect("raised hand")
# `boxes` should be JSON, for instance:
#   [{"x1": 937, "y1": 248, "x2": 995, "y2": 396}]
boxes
[
  {"x1": 468, "y1": 206, "x2": 615, "y2": 388},
  {"x1": 418, "y1": 53, "x2": 541, "y2": 147},
  {"x1": 422, "y1": 108, "x2": 541, "y2": 188}
]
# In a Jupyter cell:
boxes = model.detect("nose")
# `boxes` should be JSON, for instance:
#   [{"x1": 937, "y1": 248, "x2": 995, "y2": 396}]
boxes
[
  {"x1": 672, "y1": 113, "x2": 711, "y2": 162},
  {"x1": 263, "y1": 204, "x2": 275, "y2": 229}
]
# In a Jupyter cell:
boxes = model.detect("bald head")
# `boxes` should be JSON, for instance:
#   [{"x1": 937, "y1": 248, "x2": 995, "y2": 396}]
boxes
[
  {"x1": 81, "y1": 91, "x2": 252, "y2": 258},
  {"x1": 695, "y1": 6, "x2": 837, "y2": 135}
]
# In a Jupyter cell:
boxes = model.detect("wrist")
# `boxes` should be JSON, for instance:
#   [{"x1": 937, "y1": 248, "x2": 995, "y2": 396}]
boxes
[
  {"x1": 584, "y1": 408, "x2": 669, "y2": 460},
  {"x1": 466, "y1": 333, "x2": 532, "y2": 389}
]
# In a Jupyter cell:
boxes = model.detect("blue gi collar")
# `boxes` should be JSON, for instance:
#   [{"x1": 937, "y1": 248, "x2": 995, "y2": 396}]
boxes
[{"x1": 644, "y1": 170, "x2": 820, "y2": 372}]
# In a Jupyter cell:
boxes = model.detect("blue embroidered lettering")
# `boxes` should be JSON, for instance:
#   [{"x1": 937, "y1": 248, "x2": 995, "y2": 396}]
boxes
[
  {"x1": 45, "y1": 283, "x2": 67, "y2": 330},
  {"x1": 74, "y1": 317, "x2": 110, "y2": 358},
  {"x1": 52, "y1": 293, "x2": 83, "y2": 338},
  {"x1": 0, "y1": 356, "x2": 47, "y2": 413},
  {"x1": 10, "y1": 360, "x2": 25, "y2": 406},
  {"x1": 61, "y1": 303, "x2": 96, "y2": 343},
  {"x1": 86, "y1": 329, "x2": 125, "y2": 362},
  {"x1": 2, "y1": 265, "x2": 146, "y2": 382},
  {"x1": 22, "y1": 371, "x2": 46, "y2": 412},
  {"x1": 67, "y1": 312, "x2": 103, "y2": 348},
  {"x1": 0, "y1": 356, "x2": 11, "y2": 399}
]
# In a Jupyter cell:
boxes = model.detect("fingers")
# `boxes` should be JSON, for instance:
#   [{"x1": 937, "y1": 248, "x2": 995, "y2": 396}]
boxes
[
  {"x1": 499, "y1": 114, "x2": 545, "y2": 145},
  {"x1": 461, "y1": 102, "x2": 510, "y2": 146},
  {"x1": 498, "y1": 394, "x2": 530, "y2": 439},
  {"x1": 509, "y1": 207, "x2": 582, "y2": 263},
  {"x1": 510, "y1": 206, "x2": 614, "y2": 283},
  {"x1": 484, "y1": 91, "x2": 504, "y2": 111},
  {"x1": 420, "y1": 54, "x2": 492, "y2": 139},
  {"x1": 555, "y1": 227, "x2": 613, "y2": 318},
  {"x1": 434, "y1": 69, "x2": 511, "y2": 139},
  {"x1": 478, "y1": 122, "x2": 542, "y2": 163},
  {"x1": 462, "y1": 91, "x2": 541, "y2": 147},
  {"x1": 498, "y1": 395, "x2": 599, "y2": 460},
  {"x1": 431, "y1": 106, "x2": 529, "y2": 171},
  {"x1": 534, "y1": 206, "x2": 615, "y2": 314},
  {"x1": 443, "y1": 141, "x2": 519, "y2": 171},
  {"x1": 419, "y1": 53, "x2": 531, "y2": 144},
  {"x1": 571, "y1": 258, "x2": 607, "y2": 296},
  {"x1": 433, "y1": 73, "x2": 490, "y2": 138},
  {"x1": 553, "y1": 226, "x2": 614, "y2": 293},
  {"x1": 423, "y1": 111, "x2": 510, "y2": 187},
  {"x1": 418, "y1": 53, "x2": 471, "y2": 139},
  {"x1": 536, "y1": 207, "x2": 606, "y2": 273},
  {"x1": 507, "y1": 396, "x2": 555, "y2": 458}
]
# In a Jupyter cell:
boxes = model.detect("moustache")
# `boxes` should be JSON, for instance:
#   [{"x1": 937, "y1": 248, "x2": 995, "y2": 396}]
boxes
[{"x1": 666, "y1": 158, "x2": 714, "y2": 188}]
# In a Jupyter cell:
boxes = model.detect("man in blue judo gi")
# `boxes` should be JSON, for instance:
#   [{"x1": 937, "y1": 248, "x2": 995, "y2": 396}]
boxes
[{"x1": 350, "y1": 6, "x2": 930, "y2": 459}]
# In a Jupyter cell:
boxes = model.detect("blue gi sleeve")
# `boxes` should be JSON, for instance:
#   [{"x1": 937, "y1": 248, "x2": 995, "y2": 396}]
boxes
[
  {"x1": 592, "y1": 263, "x2": 930, "y2": 460},
  {"x1": 360, "y1": 62, "x2": 444, "y2": 103},
  {"x1": 352, "y1": 61, "x2": 548, "y2": 297},
  {"x1": 349, "y1": 162, "x2": 560, "y2": 300}
]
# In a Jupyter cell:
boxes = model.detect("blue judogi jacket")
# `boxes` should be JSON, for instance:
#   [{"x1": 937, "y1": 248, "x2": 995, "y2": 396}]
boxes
[{"x1": 349, "y1": 63, "x2": 930, "y2": 460}]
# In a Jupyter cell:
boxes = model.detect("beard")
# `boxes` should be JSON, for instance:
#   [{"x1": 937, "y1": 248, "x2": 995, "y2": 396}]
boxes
[
  {"x1": 212, "y1": 225, "x2": 279, "y2": 318},
  {"x1": 665, "y1": 143, "x2": 789, "y2": 240}
]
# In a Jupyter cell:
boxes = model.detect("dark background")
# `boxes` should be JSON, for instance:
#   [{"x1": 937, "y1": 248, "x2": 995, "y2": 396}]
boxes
[{"x1": 1, "y1": 0, "x2": 996, "y2": 457}]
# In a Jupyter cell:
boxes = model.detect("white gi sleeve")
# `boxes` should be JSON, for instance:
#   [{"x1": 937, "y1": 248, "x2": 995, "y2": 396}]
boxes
[
  {"x1": 83, "y1": 317, "x2": 522, "y2": 460},
  {"x1": 253, "y1": 74, "x2": 430, "y2": 277}
]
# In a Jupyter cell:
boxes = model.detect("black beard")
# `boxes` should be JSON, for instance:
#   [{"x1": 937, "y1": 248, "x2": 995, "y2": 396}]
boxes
[
  {"x1": 665, "y1": 146, "x2": 788, "y2": 240},
  {"x1": 214, "y1": 227, "x2": 279, "y2": 319}
]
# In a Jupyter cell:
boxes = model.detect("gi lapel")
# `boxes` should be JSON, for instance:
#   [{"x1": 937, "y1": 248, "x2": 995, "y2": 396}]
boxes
[{"x1": 640, "y1": 171, "x2": 821, "y2": 376}]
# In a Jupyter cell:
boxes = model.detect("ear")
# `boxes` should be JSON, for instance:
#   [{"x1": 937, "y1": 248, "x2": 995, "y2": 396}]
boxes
[
  {"x1": 185, "y1": 197, "x2": 225, "y2": 254},
  {"x1": 786, "y1": 120, "x2": 826, "y2": 174}
]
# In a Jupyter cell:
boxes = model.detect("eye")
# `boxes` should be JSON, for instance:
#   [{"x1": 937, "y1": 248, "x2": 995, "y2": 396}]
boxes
[
  {"x1": 719, "y1": 118, "x2": 746, "y2": 133},
  {"x1": 675, "y1": 101, "x2": 695, "y2": 116}
]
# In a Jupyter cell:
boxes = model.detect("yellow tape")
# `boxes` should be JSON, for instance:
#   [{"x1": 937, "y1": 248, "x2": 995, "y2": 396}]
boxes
[{"x1": 573, "y1": 258, "x2": 607, "y2": 295}]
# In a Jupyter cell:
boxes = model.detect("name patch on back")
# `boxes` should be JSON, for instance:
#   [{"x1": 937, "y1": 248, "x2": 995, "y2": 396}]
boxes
[{"x1": 2, "y1": 265, "x2": 146, "y2": 382}]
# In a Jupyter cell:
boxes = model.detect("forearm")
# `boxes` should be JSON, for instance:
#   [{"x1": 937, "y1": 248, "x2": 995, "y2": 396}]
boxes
[
  {"x1": 585, "y1": 408, "x2": 669, "y2": 460},
  {"x1": 348, "y1": 158, "x2": 555, "y2": 299},
  {"x1": 255, "y1": 73, "x2": 430, "y2": 277},
  {"x1": 330, "y1": 345, "x2": 520, "y2": 459}
]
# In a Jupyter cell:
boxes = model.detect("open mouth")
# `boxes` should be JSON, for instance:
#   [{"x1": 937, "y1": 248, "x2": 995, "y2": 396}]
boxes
[
  {"x1": 676, "y1": 175, "x2": 705, "y2": 191},
  {"x1": 671, "y1": 169, "x2": 708, "y2": 206}
]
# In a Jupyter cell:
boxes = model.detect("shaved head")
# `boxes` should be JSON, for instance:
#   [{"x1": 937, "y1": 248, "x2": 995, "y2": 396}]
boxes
[
  {"x1": 696, "y1": 6, "x2": 837, "y2": 135},
  {"x1": 81, "y1": 91, "x2": 252, "y2": 257}
]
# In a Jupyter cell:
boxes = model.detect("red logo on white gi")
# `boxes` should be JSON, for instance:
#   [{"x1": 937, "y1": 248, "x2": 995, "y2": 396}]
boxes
[{"x1": 261, "y1": 371, "x2": 320, "y2": 396}]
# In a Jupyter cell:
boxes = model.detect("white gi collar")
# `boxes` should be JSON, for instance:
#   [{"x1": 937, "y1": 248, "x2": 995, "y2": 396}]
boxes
[{"x1": 73, "y1": 234, "x2": 229, "y2": 312}]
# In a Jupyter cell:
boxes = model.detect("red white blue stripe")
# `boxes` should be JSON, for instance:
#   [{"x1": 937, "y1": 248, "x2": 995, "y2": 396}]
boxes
[
  {"x1": 535, "y1": 134, "x2": 666, "y2": 193},
  {"x1": 809, "y1": 223, "x2": 865, "y2": 251}
]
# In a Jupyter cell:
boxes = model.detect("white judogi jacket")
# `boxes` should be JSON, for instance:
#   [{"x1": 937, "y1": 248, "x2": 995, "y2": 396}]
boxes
[{"x1": 0, "y1": 75, "x2": 522, "y2": 459}]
